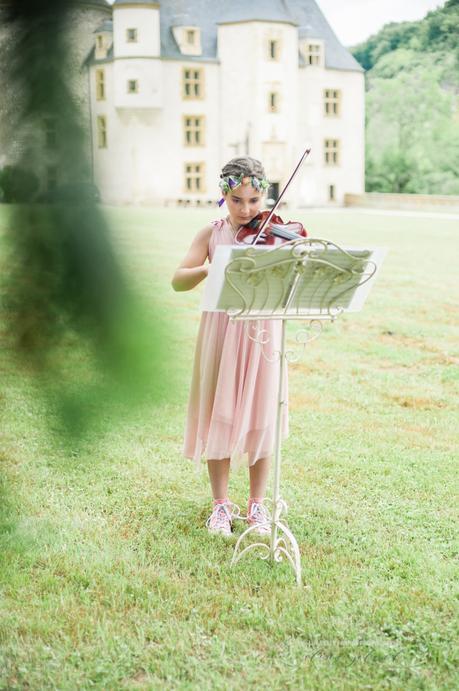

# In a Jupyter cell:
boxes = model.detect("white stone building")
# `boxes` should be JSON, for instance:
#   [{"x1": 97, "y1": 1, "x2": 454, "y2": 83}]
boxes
[
  {"x1": 92, "y1": 0, "x2": 365, "y2": 206},
  {"x1": 0, "y1": 0, "x2": 364, "y2": 205}
]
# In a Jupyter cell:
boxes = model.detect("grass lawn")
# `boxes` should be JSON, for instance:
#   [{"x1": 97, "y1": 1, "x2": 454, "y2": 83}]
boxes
[{"x1": 0, "y1": 205, "x2": 458, "y2": 690}]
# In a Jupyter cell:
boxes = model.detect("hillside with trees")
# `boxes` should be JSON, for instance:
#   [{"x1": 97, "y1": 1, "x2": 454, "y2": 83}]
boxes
[{"x1": 351, "y1": 0, "x2": 459, "y2": 195}]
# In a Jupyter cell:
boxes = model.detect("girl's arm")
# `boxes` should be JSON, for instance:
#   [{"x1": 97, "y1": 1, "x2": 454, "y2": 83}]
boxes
[{"x1": 171, "y1": 224, "x2": 213, "y2": 292}]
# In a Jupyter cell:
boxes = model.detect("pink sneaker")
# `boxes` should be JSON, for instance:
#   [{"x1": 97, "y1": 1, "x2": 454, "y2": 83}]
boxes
[
  {"x1": 206, "y1": 501, "x2": 241, "y2": 537},
  {"x1": 247, "y1": 500, "x2": 271, "y2": 536}
]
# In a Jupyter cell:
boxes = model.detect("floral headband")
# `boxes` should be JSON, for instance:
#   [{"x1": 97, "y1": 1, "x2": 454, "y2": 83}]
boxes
[{"x1": 217, "y1": 174, "x2": 270, "y2": 207}]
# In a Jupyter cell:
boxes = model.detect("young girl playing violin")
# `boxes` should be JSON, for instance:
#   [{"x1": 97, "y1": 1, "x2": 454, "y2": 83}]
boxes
[{"x1": 172, "y1": 156, "x2": 302, "y2": 537}]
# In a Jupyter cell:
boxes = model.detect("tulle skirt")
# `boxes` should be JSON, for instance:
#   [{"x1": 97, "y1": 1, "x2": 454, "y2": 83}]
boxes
[{"x1": 183, "y1": 312, "x2": 288, "y2": 473}]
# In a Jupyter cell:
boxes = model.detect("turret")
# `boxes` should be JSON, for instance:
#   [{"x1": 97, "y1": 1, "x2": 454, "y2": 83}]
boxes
[
  {"x1": 113, "y1": 0, "x2": 160, "y2": 58},
  {"x1": 112, "y1": 0, "x2": 162, "y2": 108}
]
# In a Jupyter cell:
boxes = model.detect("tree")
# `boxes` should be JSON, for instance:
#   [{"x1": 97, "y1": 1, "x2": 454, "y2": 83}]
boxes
[{"x1": 352, "y1": 1, "x2": 459, "y2": 195}]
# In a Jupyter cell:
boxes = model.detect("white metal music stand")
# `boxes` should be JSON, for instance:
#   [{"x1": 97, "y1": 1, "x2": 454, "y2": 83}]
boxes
[{"x1": 202, "y1": 238, "x2": 386, "y2": 585}]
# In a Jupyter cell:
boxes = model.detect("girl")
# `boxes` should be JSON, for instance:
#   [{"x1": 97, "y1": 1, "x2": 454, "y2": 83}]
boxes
[{"x1": 172, "y1": 156, "x2": 288, "y2": 537}]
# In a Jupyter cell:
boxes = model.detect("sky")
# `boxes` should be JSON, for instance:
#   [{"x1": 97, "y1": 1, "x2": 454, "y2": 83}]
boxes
[{"x1": 106, "y1": 0, "x2": 446, "y2": 47}]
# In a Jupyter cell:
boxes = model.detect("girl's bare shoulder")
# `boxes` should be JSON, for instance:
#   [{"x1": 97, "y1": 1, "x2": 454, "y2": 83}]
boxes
[{"x1": 194, "y1": 218, "x2": 225, "y2": 242}]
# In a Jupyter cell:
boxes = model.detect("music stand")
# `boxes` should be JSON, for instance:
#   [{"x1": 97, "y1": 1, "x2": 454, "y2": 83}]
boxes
[{"x1": 201, "y1": 238, "x2": 386, "y2": 585}]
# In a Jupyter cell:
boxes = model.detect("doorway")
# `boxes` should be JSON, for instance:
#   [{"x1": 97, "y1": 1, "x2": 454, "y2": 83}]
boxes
[{"x1": 270, "y1": 182, "x2": 280, "y2": 200}]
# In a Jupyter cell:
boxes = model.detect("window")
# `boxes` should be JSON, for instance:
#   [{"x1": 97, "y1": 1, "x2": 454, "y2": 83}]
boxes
[
  {"x1": 306, "y1": 43, "x2": 322, "y2": 66},
  {"x1": 184, "y1": 162, "x2": 205, "y2": 192},
  {"x1": 127, "y1": 28, "x2": 138, "y2": 43},
  {"x1": 44, "y1": 117, "x2": 57, "y2": 149},
  {"x1": 324, "y1": 139, "x2": 340, "y2": 165},
  {"x1": 97, "y1": 115, "x2": 107, "y2": 148},
  {"x1": 97, "y1": 35, "x2": 103, "y2": 50},
  {"x1": 96, "y1": 69, "x2": 105, "y2": 100},
  {"x1": 329, "y1": 184, "x2": 336, "y2": 201},
  {"x1": 268, "y1": 91, "x2": 280, "y2": 113},
  {"x1": 47, "y1": 166, "x2": 57, "y2": 192},
  {"x1": 268, "y1": 39, "x2": 280, "y2": 60},
  {"x1": 127, "y1": 79, "x2": 139, "y2": 94},
  {"x1": 183, "y1": 67, "x2": 204, "y2": 99},
  {"x1": 324, "y1": 89, "x2": 341, "y2": 116},
  {"x1": 172, "y1": 26, "x2": 202, "y2": 55},
  {"x1": 184, "y1": 116, "x2": 205, "y2": 146}
]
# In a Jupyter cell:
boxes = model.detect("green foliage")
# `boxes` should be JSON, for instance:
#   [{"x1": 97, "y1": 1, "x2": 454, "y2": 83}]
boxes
[
  {"x1": 352, "y1": 22, "x2": 420, "y2": 71},
  {"x1": 0, "y1": 165, "x2": 40, "y2": 203},
  {"x1": 352, "y1": 0, "x2": 459, "y2": 195},
  {"x1": 418, "y1": 0, "x2": 459, "y2": 53}
]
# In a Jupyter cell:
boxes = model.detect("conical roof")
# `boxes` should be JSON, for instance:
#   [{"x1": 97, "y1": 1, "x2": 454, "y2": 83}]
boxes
[
  {"x1": 76, "y1": 0, "x2": 111, "y2": 8},
  {"x1": 94, "y1": 19, "x2": 113, "y2": 33},
  {"x1": 113, "y1": 0, "x2": 159, "y2": 5}
]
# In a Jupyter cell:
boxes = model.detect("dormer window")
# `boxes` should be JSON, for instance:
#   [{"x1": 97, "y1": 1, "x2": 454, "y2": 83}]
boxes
[
  {"x1": 306, "y1": 42, "x2": 322, "y2": 66},
  {"x1": 172, "y1": 26, "x2": 202, "y2": 56},
  {"x1": 95, "y1": 32, "x2": 110, "y2": 60},
  {"x1": 126, "y1": 28, "x2": 138, "y2": 43}
]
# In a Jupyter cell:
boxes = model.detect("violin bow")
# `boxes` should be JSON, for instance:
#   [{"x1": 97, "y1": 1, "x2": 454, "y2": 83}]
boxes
[{"x1": 252, "y1": 147, "x2": 311, "y2": 246}]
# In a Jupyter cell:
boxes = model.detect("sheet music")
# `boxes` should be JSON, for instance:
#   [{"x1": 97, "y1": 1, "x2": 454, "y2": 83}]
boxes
[{"x1": 201, "y1": 243, "x2": 386, "y2": 316}]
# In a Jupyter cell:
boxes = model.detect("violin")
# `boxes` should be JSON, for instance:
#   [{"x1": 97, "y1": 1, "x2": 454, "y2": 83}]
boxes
[
  {"x1": 234, "y1": 210, "x2": 307, "y2": 245},
  {"x1": 234, "y1": 147, "x2": 311, "y2": 247}
]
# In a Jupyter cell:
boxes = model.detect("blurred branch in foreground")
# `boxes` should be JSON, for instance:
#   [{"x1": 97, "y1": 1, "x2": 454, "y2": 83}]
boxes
[{"x1": 0, "y1": 0, "x2": 174, "y2": 441}]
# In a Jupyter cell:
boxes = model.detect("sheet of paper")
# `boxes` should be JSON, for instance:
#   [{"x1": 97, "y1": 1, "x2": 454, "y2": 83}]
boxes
[{"x1": 201, "y1": 243, "x2": 386, "y2": 316}]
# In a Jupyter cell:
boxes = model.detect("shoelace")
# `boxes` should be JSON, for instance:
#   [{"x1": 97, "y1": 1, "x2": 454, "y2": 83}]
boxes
[
  {"x1": 206, "y1": 501, "x2": 241, "y2": 529},
  {"x1": 248, "y1": 501, "x2": 271, "y2": 524}
]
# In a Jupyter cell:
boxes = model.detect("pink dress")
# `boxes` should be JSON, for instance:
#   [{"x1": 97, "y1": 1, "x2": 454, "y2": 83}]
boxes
[{"x1": 183, "y1": 218, "x2": 288, "y2": 473}]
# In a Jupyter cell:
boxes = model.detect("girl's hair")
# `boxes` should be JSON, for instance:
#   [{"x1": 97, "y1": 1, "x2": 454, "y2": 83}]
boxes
[{"x1": 220, "y1": 156, "x2": 266, "y2": 180}]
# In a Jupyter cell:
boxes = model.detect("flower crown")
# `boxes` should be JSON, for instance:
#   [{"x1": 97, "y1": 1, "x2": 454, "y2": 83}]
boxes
[{"x1": 217, "y1": 173, "x2": 270, "y2": 207}]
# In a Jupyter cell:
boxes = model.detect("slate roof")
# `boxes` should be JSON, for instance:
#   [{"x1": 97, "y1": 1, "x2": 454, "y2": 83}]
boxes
[
  {"x1": 94, "y1": 19, "x2": 113, "y2": 33},
  {"x1": 159, "y1": 0, "x2": 363, "y2": 72},
  {"x1": 292, "y1": 0, "x2": 362, "y2": 71},
  {"x1": 113, "y1": 0, "x2": 158, "y2": 4},
  {"x1": 217, "y1": 0, "x2": 298, "y2": 26},
  {"x1": 98, "y1": 0, "x2": 363, "y2": 72},
  {"x1": 76, "y1": 0, "x2": 111, "y2": 9}
]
